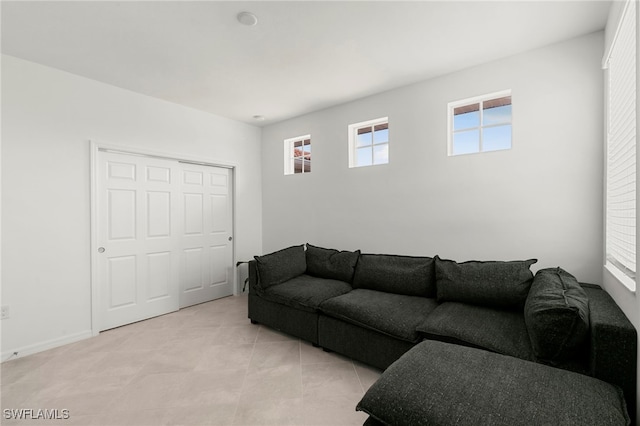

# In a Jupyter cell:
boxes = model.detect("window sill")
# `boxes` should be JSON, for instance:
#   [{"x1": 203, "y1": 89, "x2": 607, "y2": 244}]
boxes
[{"x1": 604, "y1": 261, "x2": 636, "y2": 293}]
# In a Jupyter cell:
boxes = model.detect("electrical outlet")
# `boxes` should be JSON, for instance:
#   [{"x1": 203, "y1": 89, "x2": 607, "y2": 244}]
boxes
[{"x1": 1, "y1": 306, "x2": 9, "y2": 320}]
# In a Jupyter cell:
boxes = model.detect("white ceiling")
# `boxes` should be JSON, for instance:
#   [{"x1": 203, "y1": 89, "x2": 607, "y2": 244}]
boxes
[{"x1": 1, "y1": 1, "x2": 611, "y2": 126}]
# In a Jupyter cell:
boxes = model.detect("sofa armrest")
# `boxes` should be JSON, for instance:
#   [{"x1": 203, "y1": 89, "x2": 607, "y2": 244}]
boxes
[
  {"x1": 582, "y1": 283, "x2": 637, "y2": 419},
  {"x1": 248, "y1": 260, "x2": 263, "y2": 295}
]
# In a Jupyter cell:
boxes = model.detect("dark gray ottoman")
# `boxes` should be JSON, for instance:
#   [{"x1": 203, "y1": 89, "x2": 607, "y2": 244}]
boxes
[{"x1": 357, "y1": 340, "x2": 630, "y2": 426}]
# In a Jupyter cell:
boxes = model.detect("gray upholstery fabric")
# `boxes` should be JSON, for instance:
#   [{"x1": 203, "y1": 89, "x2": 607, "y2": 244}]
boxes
[
  {"x1": 525, "y1": 267, "x2": 589, "y2": 363},
  {"x1": 261, "y1": 274, "x2": 352, "y2": 312},
  {"x1": 357, "y1": 340, "x2": 630, "y2": 426},
  {"x1": 436, "y1": 256, "x2": 536, "y2": 309},
  {"x1": 583, "y1": 284, "x2": 637, "y2": 418},
  {"x1": 352, "y1": 254, "x2": 436, "y2": 297},
  {"x1": 305, "y1": 244, "x2": 360, "y2": 284},
  {"x1": 319, "y1": 289, "x2": 438, "y2": 343},
  {"x1": 248, "y1": 293, "x2": 319, "y2": 344},
  {"x1": 417, "y1": 302, "x2": 535, "y2": 361},
  {"x1": 318, "y1": 315, "x2": 416, "y2": 371},
  {"x1": 363, "y1": 417, "x2": 384, "y2": 426},
  {"x1": 254, "y1": 245, "x2": 306, "y2": 289}
]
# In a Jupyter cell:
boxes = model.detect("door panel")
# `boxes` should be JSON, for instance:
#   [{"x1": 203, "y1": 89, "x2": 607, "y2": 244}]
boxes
[
  {"x1": 210, "y1": 245, "x2": 228, "y2": 284},
  {"x1": 108, "y1": 190, "x2": 136, "y2": 240},
  {"x1": 108, "y1": 161, "x2": 136, "y2": 180},
  {"x1": 211, "y1": 195, "x2": 227, "y2": 232},
  {"x1": 108, "y1": 255, "x2": 137, "y2": 309},
  {"x1": 184, "y1": 170, "x2": 203, "y2": 185},
  {"x1": 183, "y1": 247, "x2": 205, "y2": 292},
  {"x1": 210, "y1": 172, "x2": 228, "y2": 187},
  {"x1": 146, "y1": 252, "x2": 171, "y2": 300},
  {"x1": 147, "y1": 165, "x2": 170, "y2": 182},
  {"x1": 184, "y1": 193, "x2": 204, "y2": 235},
  {"x1": 98, "y1": 151, "x2": 181, "y2": 331},
  {"x1": 147, "y1": 191, "x2": 171, "y2": 237},
  {"x1": 179, "y1": 164, "x2": 233, "y2": 308}
]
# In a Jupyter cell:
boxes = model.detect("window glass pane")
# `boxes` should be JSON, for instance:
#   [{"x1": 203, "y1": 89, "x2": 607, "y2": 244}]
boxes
[
  {"x1": 483, "y1": 125, "x2": 512, "y2": 152},
  {"x1": 356, "y1": 147, "x2": 373, "y2": 167},
  {"x1": 303, "y1": 160, "x2": 311, "y2": 173},
  {"x1": 453, "y1": 104, "x2": 480, "y2": 131},
  {"x1": 452, "y1": 129, "x2": 480, "y2": 155},
  {"x1": 303, "y1": 141, "x2": 311, "y2": 162},
  {"x1": 483, "y1": 98, "x2": 512, "y2": 126},
  {"x1": 293, "y1": 158, "x2": 303, "y2": 173},
  {"x1": 357, "y1": 128, "x2": 373, "y2": 147},
  {"x1": 373, "y1": 144, "x2": 389, "y2": 165},
  {"x1": 483, "y1": 96, "x2": 511, "y2": 109},
  {"x1": 374, "y1": 127, "x2": 389, "y2": 144},
  {"x1": 293, "y1": 140, "x2": 303, "y2": 158}
]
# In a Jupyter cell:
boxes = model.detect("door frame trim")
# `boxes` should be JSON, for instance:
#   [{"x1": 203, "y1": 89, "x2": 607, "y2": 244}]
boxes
[{"x1": 89, "y1": 140, "x2": 238, "y2": 336}]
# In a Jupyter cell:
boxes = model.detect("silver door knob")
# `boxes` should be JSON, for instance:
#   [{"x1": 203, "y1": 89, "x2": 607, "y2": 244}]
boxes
[{"x1": 98, "y1": 247, "x2": 105, "y2": 253}]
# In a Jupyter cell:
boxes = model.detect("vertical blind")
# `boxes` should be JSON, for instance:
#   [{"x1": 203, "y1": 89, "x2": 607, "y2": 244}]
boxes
[{"x1": 605, "y1": 0, "x2": 637, "y2": 289}]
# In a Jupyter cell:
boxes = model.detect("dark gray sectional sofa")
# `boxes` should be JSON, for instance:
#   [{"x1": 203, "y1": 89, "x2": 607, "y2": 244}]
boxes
[{"x1": 247, "y1": 244, "x2": 637, "y2": 425}]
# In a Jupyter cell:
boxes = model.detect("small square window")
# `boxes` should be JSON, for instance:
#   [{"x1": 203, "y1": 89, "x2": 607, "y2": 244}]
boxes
[
  {"x1": 448, "y1": 91, "x2": 512, "y2": 156},
  {"x1": 349, "y1": 118, "x2": 389, "y2": 168},
  {"x1": 284, "y1": 135, "x2": 311, "y2": 175}
]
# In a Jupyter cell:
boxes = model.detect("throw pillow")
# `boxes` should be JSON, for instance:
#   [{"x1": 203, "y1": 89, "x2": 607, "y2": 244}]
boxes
[
  {"x1": 352, "y1": 254, "x2": 436, "y2": 297},
  {"x1": 254, "y1": 245, "x2": 306, "y2": 289},
  {"x1": 305, "y1": 244, "x2": 360, "y2": 283},
  {"x1": 436, "y1": 256, "x2": 537, "y2": 310},
  {"x1": 524, "y1": 267, "x2": 590, "y2": 363}
]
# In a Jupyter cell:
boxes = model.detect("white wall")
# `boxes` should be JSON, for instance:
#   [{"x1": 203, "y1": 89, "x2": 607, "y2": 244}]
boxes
[
  {"x1": 602, "y1": 1, "x2": 640, "y2": 422},
  {"x1": 261, "y1": 32, "x2": 604, "y2": 284},
  {"x1": 1, "y1": 55, "x2": 263, "y2": 359}
]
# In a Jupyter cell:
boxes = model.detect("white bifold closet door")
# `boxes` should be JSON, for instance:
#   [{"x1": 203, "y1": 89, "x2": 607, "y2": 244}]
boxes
[{"x1": 96, "y1": 150, "x2": 233, "y2": 331}]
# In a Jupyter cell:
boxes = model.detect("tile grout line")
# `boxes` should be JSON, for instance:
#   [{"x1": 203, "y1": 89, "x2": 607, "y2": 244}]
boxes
[
  {"x1": 351, "y1": 360, "x2": 366, "y2": 395},
  {"x1": 231, "y1": 322, "x2": 261, "y2": 424},
  {"x1": 299, "y1": 338, "x2": 306, "y2": 426}
]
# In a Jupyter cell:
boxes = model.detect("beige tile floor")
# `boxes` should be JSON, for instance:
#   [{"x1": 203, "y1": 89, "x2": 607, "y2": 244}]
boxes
[{"x1": 1, "y1": 294, "x2": 381, "y2": 426}]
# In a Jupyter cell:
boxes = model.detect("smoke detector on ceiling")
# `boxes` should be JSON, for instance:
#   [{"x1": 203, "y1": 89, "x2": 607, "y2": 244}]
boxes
[{"x1": 237, "y1": 12, "x2": 258, "y2": 26}]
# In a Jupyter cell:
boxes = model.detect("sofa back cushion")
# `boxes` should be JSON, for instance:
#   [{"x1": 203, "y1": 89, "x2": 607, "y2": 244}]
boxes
[
  {"x1": 524, "y1": 267, "x2": 590, "y2": 364},
  {"x1": 436, "y1": 257, "x2": 537, "y2": 310},
  {"x1": 305, "y1": 244, "x2": 360, "y2": 284},
  {"x1": 254, "y1": 245, "x2": 306, "y2": 289},
  {"x1": 352, "y1": 254, "x2": 436, "y2": 297}
]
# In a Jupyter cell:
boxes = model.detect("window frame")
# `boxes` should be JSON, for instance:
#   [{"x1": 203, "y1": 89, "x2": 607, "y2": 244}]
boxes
[
  {"x1": 447, "y1": 90, "x2": 513, "y2": 156},
  {"x1": 603, "y1": 0, "x2": 636, "y2": 292},
  {"x1": 283, "y1": 134, "x2": 311, "y2": 175},
  {"x1": 348, "y1": 117, "x2": 389, "y2": 168}
]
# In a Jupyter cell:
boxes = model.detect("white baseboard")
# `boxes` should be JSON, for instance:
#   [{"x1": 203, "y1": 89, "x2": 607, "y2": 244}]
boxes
[{"x1": 1, "y1": 330, "x2": 93, "y2": 363}]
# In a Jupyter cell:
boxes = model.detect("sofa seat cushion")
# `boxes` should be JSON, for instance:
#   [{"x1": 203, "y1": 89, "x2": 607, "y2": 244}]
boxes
[
  {"x1": 357, "y1": 340, "x2": 630, "y2": 426},
  {"x1": 319, "y1": 289, "x2": 438, "y2": 343},
  {"x1": 416, "y1": 302, "x2": 535, "y2": 361},
  {"x1": 260, "y1": 274, "x2": 352, "y2": 313}
]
